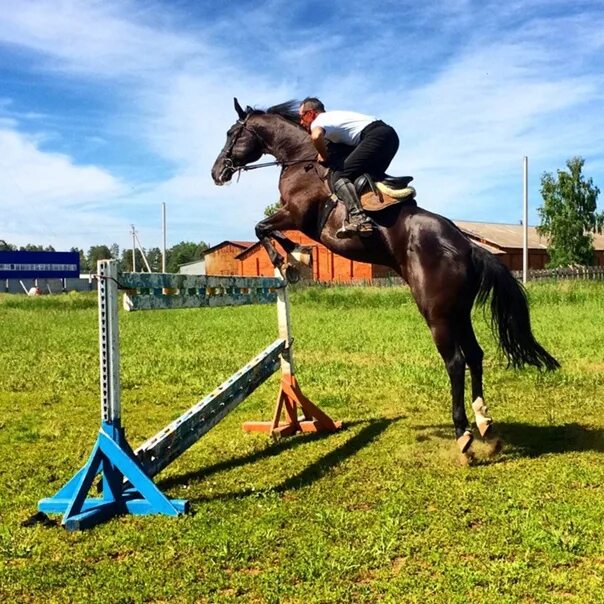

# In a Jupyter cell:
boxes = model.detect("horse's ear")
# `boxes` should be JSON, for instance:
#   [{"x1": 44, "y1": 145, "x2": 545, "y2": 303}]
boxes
[
  {"x1": 245, "y1": 105, "x2": 253, "y2": 113},
  {"x1": 234, "y1": 98, "x2": 246, "y2": 120}
]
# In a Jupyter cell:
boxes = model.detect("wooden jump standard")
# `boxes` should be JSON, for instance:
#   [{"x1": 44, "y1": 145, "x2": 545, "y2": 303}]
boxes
[{"x1": 38, "y1": 260, "x2": 340, "y2": 530}]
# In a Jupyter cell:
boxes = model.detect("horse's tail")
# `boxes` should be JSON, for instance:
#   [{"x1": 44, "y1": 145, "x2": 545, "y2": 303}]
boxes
[{"x1": 470, "y1": 244, "x2": 560, "y2": 370}]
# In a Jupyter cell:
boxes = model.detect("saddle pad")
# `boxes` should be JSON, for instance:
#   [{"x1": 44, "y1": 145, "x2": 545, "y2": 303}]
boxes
[{"x1": 361, "y1": 186, "x2": 416, "y2": 212}]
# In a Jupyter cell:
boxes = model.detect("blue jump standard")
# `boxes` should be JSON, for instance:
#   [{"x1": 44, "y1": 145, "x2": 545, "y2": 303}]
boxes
[{"x1": 38, "y1": 421, "x2": 187, "y2": 531}]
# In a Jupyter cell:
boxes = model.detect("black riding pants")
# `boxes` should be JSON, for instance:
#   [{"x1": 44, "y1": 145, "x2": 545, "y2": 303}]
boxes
[{"x1": 332, "y1": 120, "x2": 399, "y2": 182}]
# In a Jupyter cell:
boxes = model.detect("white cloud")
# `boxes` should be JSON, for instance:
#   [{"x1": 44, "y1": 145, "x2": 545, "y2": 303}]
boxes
[
  {"x1": 0, "y1": 128, "x2": 125, "y2": 247},
  {"x1": 0, "y1": 1, "x2": 207, "y2": 80}
]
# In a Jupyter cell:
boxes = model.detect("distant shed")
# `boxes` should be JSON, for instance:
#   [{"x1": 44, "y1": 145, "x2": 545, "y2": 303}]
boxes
[
  {"x1": 179, "y1": 258, "x2": 205, "y2": 275},
  {"x1": 202, "y1": 241, "x2": 255, "y2": 276},
  {"x1": 455, "y1": 221, "x2": 604, "y2": 270}
]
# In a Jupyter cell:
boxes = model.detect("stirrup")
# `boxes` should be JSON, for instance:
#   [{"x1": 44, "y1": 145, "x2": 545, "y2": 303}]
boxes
[{"x1": 336, "y1": 219, "x2": 374, "y2": 239}]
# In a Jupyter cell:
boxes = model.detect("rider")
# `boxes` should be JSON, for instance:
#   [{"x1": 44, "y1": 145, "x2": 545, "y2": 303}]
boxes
[{"x1": 298, "y1": 97, "x2": 399, "y2": 239}]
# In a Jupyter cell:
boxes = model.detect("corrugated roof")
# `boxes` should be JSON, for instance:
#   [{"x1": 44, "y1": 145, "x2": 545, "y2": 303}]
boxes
[
  {"x1": 470, "y1": 239, "x2": 505, "y2": 255},
  {"x1": 454, "y1": 221, "x2": 604, "y2": 250},
  {"x1": 591, "y1": 231, "x2": 604, "y2": 250},
  {"x1": 453, "y1": 221, "x2": 548, "y2": 250}
]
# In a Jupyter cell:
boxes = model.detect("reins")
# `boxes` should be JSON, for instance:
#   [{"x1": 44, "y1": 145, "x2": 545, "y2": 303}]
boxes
[
  {"x1": 242, "y1": 158, "x2": 317, "y2": 171},
  {"x1": 228, "y1": 157, "x2": 319, "y2": 182}
]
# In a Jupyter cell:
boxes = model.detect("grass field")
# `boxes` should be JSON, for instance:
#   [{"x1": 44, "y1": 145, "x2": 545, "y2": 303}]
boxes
[{"x1": 0, "y1": 281, "x2": 603, "y2": 603}]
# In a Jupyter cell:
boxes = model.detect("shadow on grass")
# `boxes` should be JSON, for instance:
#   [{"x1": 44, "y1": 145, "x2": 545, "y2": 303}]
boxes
[
  {"x1": 159, "y1": 416, "x2": 403, "y2": 501},
  {"x1": 414, "y1": 421, "x2": 604, "y2": 458},
  {"x1": 497, "y1": 422, "x2": 604, "y2": 457}
]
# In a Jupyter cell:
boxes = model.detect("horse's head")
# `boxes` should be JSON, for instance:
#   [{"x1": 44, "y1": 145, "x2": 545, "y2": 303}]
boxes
[{"x1": 211, "y1": 98, "x2": 265, "y2": 185}]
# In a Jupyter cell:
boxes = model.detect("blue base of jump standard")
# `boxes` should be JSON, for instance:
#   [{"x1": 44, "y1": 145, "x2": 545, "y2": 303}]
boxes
[
  {"x1": 38, "y1": 261, "x2": 340, "y2": 530},
  {"x1": 38, "y1": 421, "x2": 188, "y2": 531}
]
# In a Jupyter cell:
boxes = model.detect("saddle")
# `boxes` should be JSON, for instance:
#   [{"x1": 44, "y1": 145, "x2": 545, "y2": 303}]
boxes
[{"x1": 355, "y1": 174, "x2": 417, "y2": 212}]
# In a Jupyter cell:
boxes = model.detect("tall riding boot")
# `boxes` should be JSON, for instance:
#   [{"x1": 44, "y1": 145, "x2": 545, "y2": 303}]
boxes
[{"x1": 333, "y1": 178, "x2": 374, "y2": 239}]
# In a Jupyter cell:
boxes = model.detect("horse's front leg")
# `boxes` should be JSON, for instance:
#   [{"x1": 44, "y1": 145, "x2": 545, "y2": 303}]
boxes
[{"x1": 255, "y1": 208, "x2": 311, "y2": 281}]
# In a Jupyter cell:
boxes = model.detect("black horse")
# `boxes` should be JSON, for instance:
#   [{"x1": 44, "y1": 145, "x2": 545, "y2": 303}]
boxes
[{"x1": 211, "y1": 99, "x2": 559, "y2": 457}]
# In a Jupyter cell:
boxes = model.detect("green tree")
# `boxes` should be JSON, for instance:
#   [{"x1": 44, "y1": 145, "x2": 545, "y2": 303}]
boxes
[
  {"x1": 0, "y1": 240, "x2": 16, "y2": 251},
  {"x1": 110, "y1": 243, "x2": 120, "y2": 261},
  {"x1": 70, "y1": 247, "x2": 89, "y2": 272},
  {"x1": 166, "y1": 241, "x2": 198, "y2": 273},
  {"x1": 87, "y1": 245, "x2": 113, "y2": 270},
  {"x1": 146, "y1": 247, "x2": 163, "y2": 272},
  {"x1": 120, "y1": 247, "x2": 149, "y2": 272},
  {"x1": 538, "y1": 157, "x2": 603, "y2": 267},
  {"x1": 264, "y1": 200, "x2": 281, "y2": 217},
  {"x1": 163, "y1": 241, "x2": 208, "y2": 273}
]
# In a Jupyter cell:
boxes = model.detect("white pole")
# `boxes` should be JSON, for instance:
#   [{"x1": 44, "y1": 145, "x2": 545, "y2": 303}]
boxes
[
  {"x1": 275, "y1": 267, "x2": 295, "y2": 377},
  {"x1": 98, "y1": 260, "x2": 121, "y2": 424},
  {"x1": 131, "y1": 225, "x2": 137, "y2": 272},
  {"x1": 523, "y1": 156, "x2": 529, "y2": 285},
  {"x1": 161, "y1": 202, "x2": 167, "y2": 273}
]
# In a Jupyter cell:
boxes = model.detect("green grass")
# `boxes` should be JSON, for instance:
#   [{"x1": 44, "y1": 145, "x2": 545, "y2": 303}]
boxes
[{"x1": 0, "y1": 281, "x2": 603, "y2": 603}]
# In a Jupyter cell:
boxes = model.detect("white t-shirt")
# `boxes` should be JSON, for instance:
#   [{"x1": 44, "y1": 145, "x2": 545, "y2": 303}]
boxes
[{"x1": 310, "y1": 110, "x2": 377, "y2": 146}]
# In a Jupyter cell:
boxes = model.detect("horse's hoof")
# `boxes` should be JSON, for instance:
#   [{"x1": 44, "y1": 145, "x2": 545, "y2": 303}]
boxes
[
  {"x1": 289, "y1": 246, "x2": 312, "y2": 268},
  {"x1": 458, "y1": 449, "x2": 476, "y2": 467},
  {"x1": 456, "y1": 430, "x2": 473, "y2": 454},
  {"x1": 477, "y1": 420, "x2": 493, "y2": 438},
  {"x1": 285, "y1": 265, "x2": 300, "y2": 283}
]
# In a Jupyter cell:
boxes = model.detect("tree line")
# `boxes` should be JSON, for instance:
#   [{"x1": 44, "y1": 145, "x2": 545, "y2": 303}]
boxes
[{"x1": 0, "y1": 240, "x2": 209, "y2": 274}]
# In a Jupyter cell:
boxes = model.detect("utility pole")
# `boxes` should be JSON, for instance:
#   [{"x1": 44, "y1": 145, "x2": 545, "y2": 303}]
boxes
[
  {"x1": 522, "y1": 157, "x2": 529, "y2": 285},
  {"x1": 161, "y1": 202, "x2": 167, "y2": 273},
  {"x1": 131, "y1": 224, "x2": 136, "y2": 272},
  {"x1": 130, "y1": 225, "x2": 152, "y2": 272}
]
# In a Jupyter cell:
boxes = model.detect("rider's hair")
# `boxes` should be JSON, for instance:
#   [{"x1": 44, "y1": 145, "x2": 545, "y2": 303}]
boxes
[{"x1": 301, "y1": 97, "x2": 325, "y2": 113}]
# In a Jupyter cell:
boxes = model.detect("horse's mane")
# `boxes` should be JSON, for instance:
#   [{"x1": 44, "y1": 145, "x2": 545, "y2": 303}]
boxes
[{"x1": 248, "y1": 100, "x2": 305, "y2": 130}]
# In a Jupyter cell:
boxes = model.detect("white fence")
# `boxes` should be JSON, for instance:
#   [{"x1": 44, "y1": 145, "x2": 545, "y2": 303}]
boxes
[{"x1": 511, "y1": 267, "x2": 604, "y2": 281}]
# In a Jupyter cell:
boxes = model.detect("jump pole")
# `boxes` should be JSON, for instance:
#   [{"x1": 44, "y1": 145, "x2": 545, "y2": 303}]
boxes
[
  {"x1": 242, "y1": 267, "x2": 341, "y2": 437},
  {"x1": 39, "y1": 260, "x2": 340, "y2": 530}
]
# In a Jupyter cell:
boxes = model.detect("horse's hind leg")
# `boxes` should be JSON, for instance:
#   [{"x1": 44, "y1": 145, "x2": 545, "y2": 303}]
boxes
[
  {"x1": 429, "y1": 318, "x2": 473, "y2": 455},
  {"x1": 458, "y1": 315, "x2": 502, "y2": 455}
]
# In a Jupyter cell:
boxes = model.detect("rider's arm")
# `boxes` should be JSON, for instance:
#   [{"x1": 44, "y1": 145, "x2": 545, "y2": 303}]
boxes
[{"x1": 310, "y1": 126, "x2": 328, "y2": 163}]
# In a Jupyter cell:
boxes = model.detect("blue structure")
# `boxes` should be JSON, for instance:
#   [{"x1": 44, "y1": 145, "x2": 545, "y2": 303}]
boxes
[
  {"x1": 38, "y1": 261, "x2": 287, "y2": 529},
  {"x1": 0, "y1": 250, "x2": 79, "y2": 279}
]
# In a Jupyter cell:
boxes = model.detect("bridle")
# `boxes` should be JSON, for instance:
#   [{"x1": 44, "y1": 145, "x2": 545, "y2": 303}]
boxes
[{"x1": 222, "y1": 114, "x2": 319, "y2": 180}]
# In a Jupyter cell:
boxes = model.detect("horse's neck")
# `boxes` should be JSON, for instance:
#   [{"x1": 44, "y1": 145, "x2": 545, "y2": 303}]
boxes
[{"x1": 254, "y1": 116, "x2": 315, "y2": 163}]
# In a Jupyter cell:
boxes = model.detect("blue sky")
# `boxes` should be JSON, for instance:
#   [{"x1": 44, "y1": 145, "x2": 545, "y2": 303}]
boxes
[{"x1": 1, "y1": 0, "x2": 603, "y2": 251}]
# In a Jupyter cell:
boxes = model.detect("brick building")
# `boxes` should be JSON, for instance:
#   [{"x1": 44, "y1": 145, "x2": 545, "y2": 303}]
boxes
[
  {"x1": 236, "y1": 231, "x2": 396, "y2": 281},
  {"x1": 194, "y1": 223, "x2": 604, "y2": 281}
]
